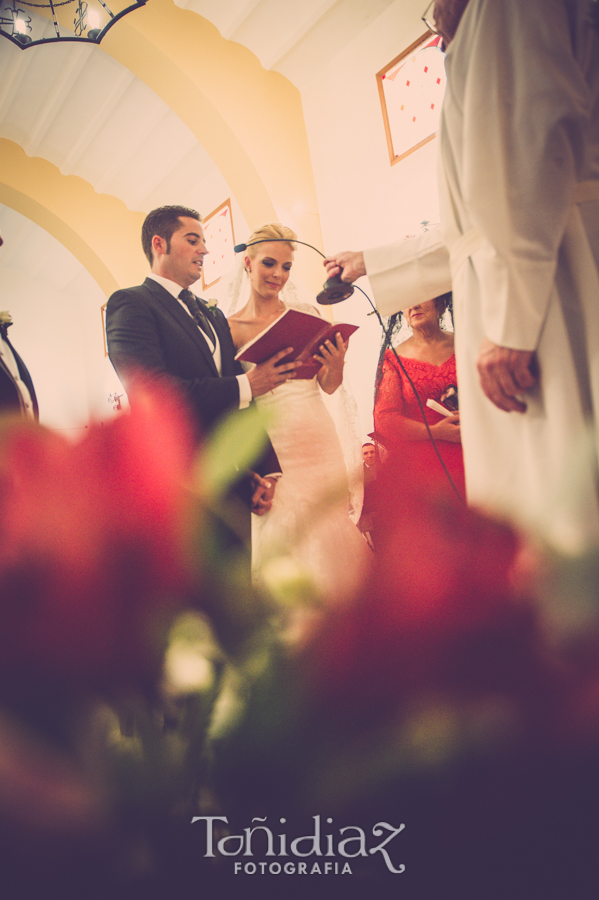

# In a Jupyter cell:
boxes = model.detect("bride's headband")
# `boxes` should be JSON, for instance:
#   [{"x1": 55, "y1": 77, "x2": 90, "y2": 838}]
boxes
[{"x1": 234, "y1": 238, "x2": 354, "y2": 305}]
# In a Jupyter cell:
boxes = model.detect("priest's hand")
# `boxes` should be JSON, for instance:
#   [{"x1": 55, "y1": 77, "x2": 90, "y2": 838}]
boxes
[
  {"x1": 477, "y1": 338, "x2": 537, "y2": 413},
  {"x1": 323, "y1": 251, "x2": 366, "y2": 283}
]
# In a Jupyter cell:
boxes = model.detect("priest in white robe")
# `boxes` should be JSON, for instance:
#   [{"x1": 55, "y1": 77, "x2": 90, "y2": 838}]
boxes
[{"x1": 325, "y1": 0, "x2": 599, "y2": 552}]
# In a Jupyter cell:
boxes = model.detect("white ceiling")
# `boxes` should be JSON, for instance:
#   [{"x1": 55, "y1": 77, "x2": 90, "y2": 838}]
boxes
[
  {"x1": 0, "y1": 39, "x2": 216, "y2": 213},
  {"x1": 0, "y1": 204, "x2": 98, "y2": 300},
  {"x1": 0, "y1": 0, "x2": 402, "y2": 298},
  {"x1": 178, "y1": 0, "x2": 396, "y2": 85}
]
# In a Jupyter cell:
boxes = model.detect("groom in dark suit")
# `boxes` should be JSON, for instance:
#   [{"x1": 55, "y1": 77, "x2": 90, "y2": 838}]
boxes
[{"x1": 106, "y1": 205, "x2": 297, "y2": 519}]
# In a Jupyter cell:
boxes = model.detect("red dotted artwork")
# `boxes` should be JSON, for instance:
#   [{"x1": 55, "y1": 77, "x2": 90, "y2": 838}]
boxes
[
  {"x1": 201, "y1": 200, "x2": 235, "y2": 290},
  {"x1": 378, "y1": 34, "x2": 446, "y2": 162}
]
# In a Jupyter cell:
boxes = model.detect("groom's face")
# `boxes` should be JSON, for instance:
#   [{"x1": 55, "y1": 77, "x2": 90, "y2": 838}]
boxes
[{"x1": 158, "y1": 216, "x2": 208, "y2": 288}]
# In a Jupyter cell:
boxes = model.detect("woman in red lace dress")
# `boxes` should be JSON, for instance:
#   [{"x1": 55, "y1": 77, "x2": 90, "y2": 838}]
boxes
[{"x1": 374, "y1": 292, "x2": 466, "y2": 500}]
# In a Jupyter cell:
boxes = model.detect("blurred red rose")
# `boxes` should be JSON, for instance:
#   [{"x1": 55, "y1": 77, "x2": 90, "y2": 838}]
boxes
[
  {"x1": 300, "y1": 452, "x2": 548, "y2": 726},
  {"x1": 0, "y1": 382, "x2": 196, "y2": 689}
]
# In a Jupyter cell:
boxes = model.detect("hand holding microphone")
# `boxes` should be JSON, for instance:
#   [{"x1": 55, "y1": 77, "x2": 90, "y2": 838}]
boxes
[
  {"x1": 235, "y1": 237, "x2": 363, "y2": 305},
  {"x1": 323, "y1": 251, "x2": 367, "y2": 284}
]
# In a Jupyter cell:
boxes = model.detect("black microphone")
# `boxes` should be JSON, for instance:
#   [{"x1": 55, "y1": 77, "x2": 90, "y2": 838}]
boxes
[
  {"x1": 317, "y1": 276, "x2": 355, "y2": 305},
  {"x1": 234, "y1": 238, "x2": 355, "y2": 305}
]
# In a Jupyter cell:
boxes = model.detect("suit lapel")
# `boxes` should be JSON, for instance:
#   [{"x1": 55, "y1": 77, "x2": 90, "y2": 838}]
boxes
[
  {"x1": 0, "y1": 346, "x2": 28, "y2": 416},
  {"x1": 143, "y1": 278, "x2": 219, "y2": 375},
  {"x1": 0, "y1": 355, "x2": 16, "y2": 385},
  {"x1": 208, "y1": 305, "x2": 237, "y2": 372}
]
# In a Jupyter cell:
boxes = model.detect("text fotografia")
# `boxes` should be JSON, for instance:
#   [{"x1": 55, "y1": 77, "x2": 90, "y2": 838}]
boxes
[{"x1": 190, "y1": 815, "x2": 406, "y2": 875}]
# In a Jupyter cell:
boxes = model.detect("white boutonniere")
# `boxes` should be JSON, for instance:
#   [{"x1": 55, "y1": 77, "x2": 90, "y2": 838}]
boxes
[
  {"x1": 206, "y1": 299, "x2": 219, "y2": 312},
  {"x1": 0, "y1": 311, "x2": 13, "y2": 326}
]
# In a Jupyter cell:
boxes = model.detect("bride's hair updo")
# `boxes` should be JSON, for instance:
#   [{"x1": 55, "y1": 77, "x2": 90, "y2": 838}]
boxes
[{"x1": 246, "y1": 223, "x2": 297, "y2": 258}]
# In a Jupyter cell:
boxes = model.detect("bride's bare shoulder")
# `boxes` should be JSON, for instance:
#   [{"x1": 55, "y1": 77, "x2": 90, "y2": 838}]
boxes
[
  {"x1": 227, "y1": 304, "x2": 253, "y2": 323},
  {"x1": 228, "y1": 312, "x2": 263, "y2": 351}
]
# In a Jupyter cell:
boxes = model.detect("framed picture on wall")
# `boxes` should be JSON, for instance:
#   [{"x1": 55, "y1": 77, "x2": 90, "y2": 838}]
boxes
[
  {"x1": 101, "y1": 302, "x2": 108, "y2": 357},
  {"x1": 377, "y1": 31, "x2": 446, "y2": 166},
  {"x1": 201, "y1": 199, "x2": 236, "y2": 290}
]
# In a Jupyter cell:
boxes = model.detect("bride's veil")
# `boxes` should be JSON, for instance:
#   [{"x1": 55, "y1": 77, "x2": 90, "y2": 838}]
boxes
[
  {"x1": 219, "y1": 253, "x2": 247, "y2": 317},
  {"x1": 218, "y1": 254, "x2": 364, "y2": 523}
]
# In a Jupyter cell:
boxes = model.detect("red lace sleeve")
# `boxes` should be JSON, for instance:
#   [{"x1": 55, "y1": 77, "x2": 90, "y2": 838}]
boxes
[
  {"x1": 374, "y1": 350, "x2": 459, "y2": 442},
  {"x1": 374, "y1": 351, "x2": 408, "y2": 442}
]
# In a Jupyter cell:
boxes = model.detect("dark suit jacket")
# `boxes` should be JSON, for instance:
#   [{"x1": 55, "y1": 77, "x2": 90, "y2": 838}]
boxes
[
  {"x1": 106, "y1": 277, "x2": 279, "y2": 477},
  {"x1": 0, "y1": 327, "x2": 39, "y2": 420}
]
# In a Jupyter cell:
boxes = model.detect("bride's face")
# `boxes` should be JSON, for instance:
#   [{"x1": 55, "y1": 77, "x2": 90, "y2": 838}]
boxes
[{"x1": 246, "y1": 242, "x2": 293, "y2": 301}]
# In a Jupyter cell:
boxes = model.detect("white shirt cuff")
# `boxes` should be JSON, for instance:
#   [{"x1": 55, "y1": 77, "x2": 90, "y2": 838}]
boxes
[{"x1": 237, "y1": 373, "x2": 252, "y2": 409}]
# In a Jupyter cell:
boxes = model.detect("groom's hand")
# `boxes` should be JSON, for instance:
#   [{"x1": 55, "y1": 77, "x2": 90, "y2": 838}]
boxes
[
  {"x1": 247, "y1": 348, "x2": 299, "y2": 397},
  {"x1": 250, "y1": 473, "x2": 277, "y2": 515}
]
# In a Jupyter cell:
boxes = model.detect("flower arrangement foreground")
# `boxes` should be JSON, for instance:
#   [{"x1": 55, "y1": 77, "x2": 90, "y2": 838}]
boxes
[{"x1": 0, "y1": 384, "x2": 598, "y2": 900}]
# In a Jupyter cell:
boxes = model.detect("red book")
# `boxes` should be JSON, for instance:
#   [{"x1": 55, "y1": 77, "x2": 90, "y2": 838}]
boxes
[{"x1": 235, "y1": 308, "x2": 359, "y2": 379}]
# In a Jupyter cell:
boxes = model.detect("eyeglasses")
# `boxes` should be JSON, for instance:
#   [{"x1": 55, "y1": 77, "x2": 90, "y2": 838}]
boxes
[{"x1": 421, "y1": 0, "x2": 439, "y2": 35}]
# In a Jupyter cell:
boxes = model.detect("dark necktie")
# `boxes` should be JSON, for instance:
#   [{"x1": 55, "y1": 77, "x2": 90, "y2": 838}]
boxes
[{"x1": 178, "y1": 289, "x2": 216, "y2": 345}]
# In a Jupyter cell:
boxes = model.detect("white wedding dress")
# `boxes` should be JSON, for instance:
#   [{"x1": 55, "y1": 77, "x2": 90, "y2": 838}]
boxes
[{"x1": 240, "y1": 301, "x2": 368, "y2": 601}]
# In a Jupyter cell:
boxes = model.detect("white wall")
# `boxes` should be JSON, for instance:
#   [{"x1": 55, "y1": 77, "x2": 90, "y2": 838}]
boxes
[
  {"x1": 0, "y1": 206, "x2": 123, "y2": 436},
  {"x1": 301, "y1": 0, "x2": 443, "y2": 437}
]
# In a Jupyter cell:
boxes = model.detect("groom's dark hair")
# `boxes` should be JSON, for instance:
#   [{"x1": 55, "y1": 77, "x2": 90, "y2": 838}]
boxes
[{"x1": 142, "y1": 205, "x2": 202, "y2": 265}]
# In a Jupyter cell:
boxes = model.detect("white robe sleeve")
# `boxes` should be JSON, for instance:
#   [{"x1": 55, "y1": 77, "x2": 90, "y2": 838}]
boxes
[
  {"x1": 445, "y1": 0, "x2": 591, "y2": 350},
  {"x1": 363, "y1": 228, "x2": 452, "y2": 317}
]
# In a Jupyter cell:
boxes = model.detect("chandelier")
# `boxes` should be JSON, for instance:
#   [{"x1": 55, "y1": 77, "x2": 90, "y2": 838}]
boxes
[{"x1": 0, "y1": 0, "x2": 146, "y2": 48}]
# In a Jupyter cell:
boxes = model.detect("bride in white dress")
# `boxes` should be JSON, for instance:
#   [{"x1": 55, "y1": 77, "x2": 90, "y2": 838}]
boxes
[{"x1": 227, "y1": 224, "x2": 367, "y2": 601}]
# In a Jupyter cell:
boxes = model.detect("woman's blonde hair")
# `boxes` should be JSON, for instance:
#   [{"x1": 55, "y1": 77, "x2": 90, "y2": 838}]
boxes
[{"x1": 246, "y1": 223, "x2": 297, "y2": 257}]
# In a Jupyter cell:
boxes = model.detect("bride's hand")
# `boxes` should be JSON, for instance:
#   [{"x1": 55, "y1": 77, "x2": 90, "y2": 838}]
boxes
[{"x1": 315, "y1": 332, "x2": 348, "y2": 395}]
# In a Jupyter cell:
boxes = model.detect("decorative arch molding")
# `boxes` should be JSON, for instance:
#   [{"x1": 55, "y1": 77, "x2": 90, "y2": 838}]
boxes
[
  {"x1": 0, "y1": 140, "x2": 145, "y2": 295},
  {"x1": 101, "y1": 0, "x2": 324, "y2": 272}
]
